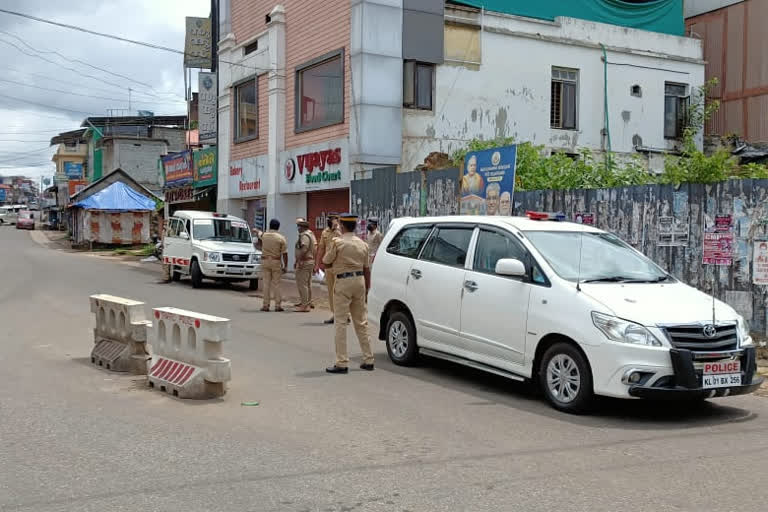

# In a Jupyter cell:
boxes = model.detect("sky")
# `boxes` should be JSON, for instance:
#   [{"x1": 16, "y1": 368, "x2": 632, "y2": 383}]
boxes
[{"x1": 0, "y1": 0, "x2": 210, "y2": 182}]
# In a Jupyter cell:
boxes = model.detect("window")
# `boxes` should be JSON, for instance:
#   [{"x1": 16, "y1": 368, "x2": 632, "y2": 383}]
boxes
[
  {"x1": 664, "y1": 83, "x2": 689, "y2": 139},
  {"x1": 244, "y1": 40, "x2": 258, "y2": 55},
  {"x1": 234, "y1": 78, "x2": 257, "y2": 141},
  {"x1": 551, "y1": 67, "x2": 578, "y2": 130},
  {"x1": 166, "y1": 219, "x2": 180, "y2": 238},
  {"x1": 421, "y1": 227, "x2": 473, "y2": 267},
  {"x1": 193, "y1": 218, "x2": 251, "y2": 243},
  {"x1": 295, "y1": 50, "x2": 344, "y2": 132},
  {"x1": 403, "y1": 61, "x2": 433, "y2": 110},
  {"x1": 387, "y1": 225, "x2": 432, "y2": 259},
  {"x1": 631, "y1": 84, "x2": 642, "y2": 98},
  {"x1": 473, "y1": 229, "x2": 528, "y2": 275}
]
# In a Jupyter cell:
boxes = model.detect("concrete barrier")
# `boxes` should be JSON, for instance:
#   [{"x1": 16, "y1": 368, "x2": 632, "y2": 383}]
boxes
[
  {"x1": 89, "y1": 294, "x2": 151, "y2": 374},
  {"x1": 148, "y1": 307, "x2": 231, "y2": 399}
]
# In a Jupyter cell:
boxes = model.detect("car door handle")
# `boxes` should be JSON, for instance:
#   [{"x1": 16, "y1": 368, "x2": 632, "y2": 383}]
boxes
[
  {"x1": 464, "y1": 280, "x2": 478, "y2": 292},
  {"x1": 410, "y1": 268, "x2": 422, "y2": 279}
]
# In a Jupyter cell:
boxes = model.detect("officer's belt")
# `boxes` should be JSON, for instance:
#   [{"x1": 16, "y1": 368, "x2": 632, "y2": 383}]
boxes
[{"x1": 336, "y1": 271, "x2": 364, "y2": 279}]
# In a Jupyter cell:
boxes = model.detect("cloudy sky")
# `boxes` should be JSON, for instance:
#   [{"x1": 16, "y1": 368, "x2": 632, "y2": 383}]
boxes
[{"x1": 0, "y1": 0, "x2": 210, "y2": 181}]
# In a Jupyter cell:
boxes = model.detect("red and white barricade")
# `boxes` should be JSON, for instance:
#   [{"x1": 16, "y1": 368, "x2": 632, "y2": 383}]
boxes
[
  {"x1": 148, "y1": 307, "x2": 231, "y2": 399},
  {"x1": 89, "y1": 294, "x2": 151, "y2": 374}
]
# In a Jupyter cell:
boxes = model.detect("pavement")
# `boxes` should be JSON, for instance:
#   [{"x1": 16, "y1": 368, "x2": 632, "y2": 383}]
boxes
[{"x1": 3, "y1": 225, "x2": 768, "y2": 512}]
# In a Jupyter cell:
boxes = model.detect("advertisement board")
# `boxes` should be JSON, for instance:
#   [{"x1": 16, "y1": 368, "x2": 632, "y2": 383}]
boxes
[
  {"x1": 279, "y1": 138, "x2": 350, "y2": 194},
  {"x1": 198, "y1": 72, "x2": 217, "y2": 143},
  {"x1": 184, "y1": 17, "x2": 212, "y2": 69},
  {"x1": 193, "y1": 147, "x2": 217, "y2": 188},
  {"x1": 162, "y1": 150, "x2": 193, "y2": 188},
  {"x1": 64, "y1": 162, "x2": 83, "y2": 179},
  {"x1": 460, "y1": 145, "x2": 517, "y2": 215}
]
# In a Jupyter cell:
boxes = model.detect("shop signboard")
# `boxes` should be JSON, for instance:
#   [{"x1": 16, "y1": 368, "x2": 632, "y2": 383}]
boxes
[
  {"x1": 64, "y1": 162, "x2": 84, "y2": 179},
  {"x1": 0, "y1": 188, "x2": 5, "y2": 202},
  {"x1": 193, "y1": 147, "x2": 217, "y2": 188},
  {"x1": 279, "y1": 138, "x2": 350, "y2": 194},
  {"x1": 198, "y1": 72, "x2": 217, "y2": 143},
  {"x1": 166, "y1": 186, "x2": 195, "y2": 204},
  {"x1": 228, "y1": 155, "x2": 269, "y2": 199},
  {"x1": 184, "y1": 17, "x2": 212, "y2": 69},
  {"x1": 162, "y1": 150, "x2": 193, "y2": 188},
  {"x1": 460, "y1": 144, "x2": 517, "y2": 215},
  {"x1": 68, "y1": 180, "x2": 88, "y2": 197}
]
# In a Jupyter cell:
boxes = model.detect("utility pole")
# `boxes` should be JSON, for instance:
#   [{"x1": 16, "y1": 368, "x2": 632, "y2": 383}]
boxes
[{"x1": 128, "y1": 87, "x2": 132, "y2": 114}]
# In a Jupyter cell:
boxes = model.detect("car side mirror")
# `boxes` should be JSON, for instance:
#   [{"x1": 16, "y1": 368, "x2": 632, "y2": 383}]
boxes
[
  {"x1": 495, "y1": 258, "x2": 526, "y2": 277},
  {"x1": 180, "y1": 232, "x2": 190, "y2": 240}
]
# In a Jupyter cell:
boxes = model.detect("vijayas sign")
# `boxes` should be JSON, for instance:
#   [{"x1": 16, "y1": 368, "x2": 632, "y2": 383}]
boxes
[{"x1": 280, "y1": 139, "x2": 349, "y2": 193}]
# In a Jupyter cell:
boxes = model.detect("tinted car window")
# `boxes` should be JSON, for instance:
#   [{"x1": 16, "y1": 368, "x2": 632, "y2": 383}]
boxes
[
  {"x1": 421, "y1": 227, "x2": 474, "y2": 267},
  {"x1": 473, "y1": 229, "x2": 528, "y2": 275},
  {"x1": 386, "y1": 225, "x2": 432, "y2": 259}
]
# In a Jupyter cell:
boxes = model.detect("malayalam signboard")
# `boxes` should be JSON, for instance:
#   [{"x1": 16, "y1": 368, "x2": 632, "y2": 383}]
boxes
[
  {"x1": 162, "y1": 150, "x2": 193, "y2": 188},
  {"x1": 184, "y1": 17, "x2": 212, "y2": 69},
  {"x1": 460, "y1": 145, "x2": 517, "y2": 215},
  {"x1": 198, "y1": 72, "x2": 217, "y2": 143},
  {"x1": 193, "y1": 147, "x2": 217, "y2": 188},
  {"x1": 753, "y1": 240, "x2": 768, "y2": 285},
  {"x1": 64, "y1": 162, "x2": 83, "y2": 179}
]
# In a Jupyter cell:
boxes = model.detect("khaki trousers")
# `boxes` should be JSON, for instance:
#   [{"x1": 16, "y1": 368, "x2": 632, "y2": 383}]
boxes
[
  {"x1": 295, "y1": 261, "x2": 314, "y2": 307},
  {"x1": 333, "y1": 275, "x2": 374, "y2": 367},
  {"x1": 261, "y1": 260, "x2": 283, "y2": 308},
  {"x1": 325, "y1": 269, "x2": 336, "y2": 313}
]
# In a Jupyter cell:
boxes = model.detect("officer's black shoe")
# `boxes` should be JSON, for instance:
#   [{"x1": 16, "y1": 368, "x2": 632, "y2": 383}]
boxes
[
  {"x1": 326, "y1": 365, "x2": 348, "y2": 374},
  {"x1": 323, "y1": 318, "x2": 334, "y2": 324},
  {"x1": 359, "y1": 363, "x2": 374, "y2": 371}
]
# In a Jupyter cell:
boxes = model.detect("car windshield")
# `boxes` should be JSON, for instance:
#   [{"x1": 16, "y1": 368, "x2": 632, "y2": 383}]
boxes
[
  {"x1": 19, "y1": 211, "x2": 33, "y2": 219},
  {"x1": 524, "y1": 230, "x2": 670, "y2": 283},
  {"x1": 193, "y1": 218, "x2": 252, "y2": 243}
]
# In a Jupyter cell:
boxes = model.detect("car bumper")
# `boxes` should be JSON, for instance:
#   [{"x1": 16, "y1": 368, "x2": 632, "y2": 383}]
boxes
[
  {"x1": 628, "y1": 346, "x2": 763, "y2": 400},
  {"x1": 200, "y1": 261, "x2": 261, "y2": 279}
]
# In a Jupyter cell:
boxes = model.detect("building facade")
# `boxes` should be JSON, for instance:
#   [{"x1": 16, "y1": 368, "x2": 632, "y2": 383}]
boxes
[
  {"x1": 218, "y1": 0, "x2": 703, "y2": 264},
  {"x1": 686, "y1": 0, "x2": 768, "y2": 142}
]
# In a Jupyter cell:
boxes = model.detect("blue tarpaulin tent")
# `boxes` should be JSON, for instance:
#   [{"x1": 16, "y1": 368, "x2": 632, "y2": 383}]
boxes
[{"x1": 74, "y1": 181, "x2": 156, "y2": 211}]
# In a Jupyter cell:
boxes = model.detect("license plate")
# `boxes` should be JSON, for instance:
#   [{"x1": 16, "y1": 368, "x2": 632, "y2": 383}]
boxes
[
  {"x1": 702, "y1": 360, "x2": 741, "y2": 389},
  {"x1": 228, "y1": 267, "x2": 245, "y2": 274}
]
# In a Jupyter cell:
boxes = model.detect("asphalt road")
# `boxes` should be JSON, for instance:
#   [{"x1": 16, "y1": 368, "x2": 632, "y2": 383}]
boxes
[{"x1": 2, "y1": 226, "x2": 768, "y2": 512}]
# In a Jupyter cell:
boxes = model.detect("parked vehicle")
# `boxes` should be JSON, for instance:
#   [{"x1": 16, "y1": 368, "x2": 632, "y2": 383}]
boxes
[
  {"x1": 15, "y1": 210, "x2": 35, "y2": 230},
  {"x1": 163, "y1": 210, "x2": 261, "y2": 289},
  {"x1": 368, "y1": 213, "x2": 763, "y2": 413},
  {"x1": 0, "y1": 206, "x2": 18, "y2": 225}
]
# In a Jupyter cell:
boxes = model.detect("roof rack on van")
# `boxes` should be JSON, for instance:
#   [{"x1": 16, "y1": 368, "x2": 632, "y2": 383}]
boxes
[{"x1": 525, "y1": 211, "x2": 566, "y2": 221}]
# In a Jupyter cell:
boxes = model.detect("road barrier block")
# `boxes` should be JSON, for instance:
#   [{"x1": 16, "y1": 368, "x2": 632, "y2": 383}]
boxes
[
  {"x1": 148, "y1": 307, "x2": 231, "y2": 399},
  {"x1": 89, "y1": 294, "x2": 151, "y2": 374}
]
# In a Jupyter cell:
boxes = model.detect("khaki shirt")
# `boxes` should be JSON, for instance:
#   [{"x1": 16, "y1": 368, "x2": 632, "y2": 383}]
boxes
[
  {"x1": 318, "y1": 226, "x2": 341, "y2": 264},
  {"x1": 367, "y1": 229, "x2": 383, "y2": 257},
  {"x1": 261, "y1": 230, "x2": 287, "y2": 259},
  {"x1": 323, "y1": 233, "x2": 370, "y2": 274},
  {"x1": 295, "y1": 229, "x2": 316, "y2": 262}
]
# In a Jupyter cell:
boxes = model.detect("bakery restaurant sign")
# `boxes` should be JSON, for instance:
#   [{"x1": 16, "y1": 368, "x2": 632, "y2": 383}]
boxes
[{"x1": 280, "y1": 139, "x2": 349, "y2": 193}]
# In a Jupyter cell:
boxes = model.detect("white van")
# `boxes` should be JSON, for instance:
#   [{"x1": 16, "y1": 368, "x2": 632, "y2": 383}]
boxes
[
  {"x1": 163, "y1": 210, "x2": 262, "y2": 289},
  {"x1": 368, "y1": 214, "x2": 763, "y2": 413},
  {"x1": 0, "y1": 206, "x2": 18, "y2": 225}
]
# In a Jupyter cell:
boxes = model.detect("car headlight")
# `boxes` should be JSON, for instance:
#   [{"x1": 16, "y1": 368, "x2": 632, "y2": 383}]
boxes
[
  {"x1": 591, "y1": 312, "x2": 662, "y2": 347},
  {"x1": 204, "y1": 251, "x2": 221, "y2": 262},
  {"x1": 250, "y1": 253, "x2": 261, "y2": 264},
  {"x1": 737, "y1": 316, "x2": 753, "y2": 346}
]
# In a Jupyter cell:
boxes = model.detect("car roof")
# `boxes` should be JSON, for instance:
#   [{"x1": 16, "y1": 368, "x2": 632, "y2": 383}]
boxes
[
  {"x1": 393, "y1": 215, "x2": 603, "y2": 233},
  {"x1": 172, "y1": 210, "x2": 246, "y2": 222}
]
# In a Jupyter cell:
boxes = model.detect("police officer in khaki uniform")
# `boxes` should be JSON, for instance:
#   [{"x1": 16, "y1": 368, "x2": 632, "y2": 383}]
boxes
[
  {"x1": 323, "y1": 213, "x2": 374, "y2": 374},
  {"x1": 260, "y1": 218, "x2": 288, "y2": 312},
  {"x1": 315, "y1": 213, "x2": 342, "y2": 324},
  {"x1": 366, "y1": 217, "x2": 383, "y2": 265},
  {"x1": 293, "y1": 217, "x2": 315, "y2": 312}
]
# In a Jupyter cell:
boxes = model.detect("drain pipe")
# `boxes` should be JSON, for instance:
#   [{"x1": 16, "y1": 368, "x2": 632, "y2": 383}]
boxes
[{"x1": 600, "y1": 43, "x2": 612, "y2": 169}]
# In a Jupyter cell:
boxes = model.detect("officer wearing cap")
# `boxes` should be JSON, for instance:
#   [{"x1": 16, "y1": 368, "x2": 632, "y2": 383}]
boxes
[
  {"x1": 315, "y1": 213, "x2": 342, "y2": 324},
  {"x1": 260, "y1": 218, "x2": 288, "y2": 312},
  {"x1": 293, "y1": 217, "x2": 316, "y2": 312},
  {"x1": 366, "y1": 217, "x2": 383, "y2": 265},
  {"x1": 323, "y1": 213, "x2": 374, "y2": 373}
]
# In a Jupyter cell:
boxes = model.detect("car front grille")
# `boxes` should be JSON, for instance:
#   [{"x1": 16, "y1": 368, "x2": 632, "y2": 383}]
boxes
[
  {"x1": 222, "y1": 253, "x2": 249, "y2": 263},
  {"x1": 662, "y1": 323, "x2": 738, "y2": 352}
]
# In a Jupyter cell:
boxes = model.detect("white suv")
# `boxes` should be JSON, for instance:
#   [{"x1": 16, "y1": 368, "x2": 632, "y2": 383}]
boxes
[
  {"x1": 368, "y1": 214, "x2": 763, "y2": 413},
  {"x1": 163, "y1": 210, "x2": 261, "y2": 289}
]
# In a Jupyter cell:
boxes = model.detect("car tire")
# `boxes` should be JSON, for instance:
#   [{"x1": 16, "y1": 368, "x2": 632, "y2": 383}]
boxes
[
  {"x1": 539, "y1": 342, "x2": 594, "y2": 414},
  {"x1": 249, "y1": 279, "x2": 258, "y2": 291},
  {"x1": 171, "y1": 269, "x2": 181, "y2": 282},
  {"x1": 385, "y1": 311, "x2": 419, "y2": 366},
  {"x1": 190, "y1": 260, "x2": 203, "y2": 289}
]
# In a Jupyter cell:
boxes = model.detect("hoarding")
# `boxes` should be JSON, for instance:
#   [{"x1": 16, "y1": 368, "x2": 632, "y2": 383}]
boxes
[
  {"x1": 184, "y1": 17, "x2": 212, "y2": 69},
  {"x1": 193, "y1": 147, "x2": 217, "y2": 188},
  {"x1": 198, "y1": 72, "x2": 217, "y2": 143},
  {"x1": 162, "y1": 150, "x2": 194, "y2": 188},
  {"x1": 64, "y1": 162, "x2": 83, "y2": 179},
  {"x1": 460, "y1": 145, "x2": 517, "y2": 216}
]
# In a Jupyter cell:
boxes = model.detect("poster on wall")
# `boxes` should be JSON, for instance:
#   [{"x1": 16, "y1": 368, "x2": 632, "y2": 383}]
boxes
[
  {"x1": 460, "y1": 145, "x2": 517, "y2": 216},
  {"x1": 703, "y1": 232, "x2": 734, "y2": 265},
  {"x1": 714, "y1": 214, "x2": 733, "y2": 232},
  {"x1": 574, "y1": 212, "x2": 594, "y2": 226},
  {"x1": 753, "y1": 239, "x2": 768, "y2": 285},
  {"x1": 193, "y1": 147, "x2": 217, "y2": 188},
  {"x1": 658, "y1": 216, "x2": 689, "y2": 247},
  {"x1": 162, "y1": 150, "x2": 193, "y2": 188}
]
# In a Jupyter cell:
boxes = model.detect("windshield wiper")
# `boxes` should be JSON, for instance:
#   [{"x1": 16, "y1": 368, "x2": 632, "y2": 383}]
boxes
[{"x1": 582, "y1": 276, "x2": 636, "y2": 283}]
